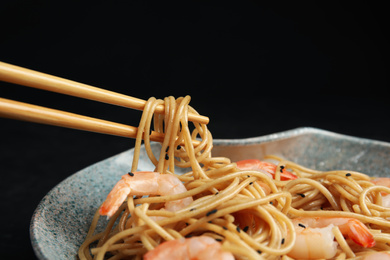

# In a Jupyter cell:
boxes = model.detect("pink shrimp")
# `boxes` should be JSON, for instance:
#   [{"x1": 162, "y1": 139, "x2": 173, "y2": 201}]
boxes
[
  {"x1": 233, "y1": 159, "x2": 297, "y2": 231},
  {"x1": 143, "y1": 236, "x2": 234, "y2": 260},
  {"x1": 99, "y1": 171, "x2": 193, "y2": 218},
  {"x1": 236, "y1": 159, "x2": 297, "y2": 181},
  {"x1": 371, "y1": 177, "x2": 390, "y2": 207},
  {"x1": 363, "y1": 251, "x2": 390, "y2": 260},
  {"x1": 288, "y1": 217, "x2": 375, "y2": 259}
]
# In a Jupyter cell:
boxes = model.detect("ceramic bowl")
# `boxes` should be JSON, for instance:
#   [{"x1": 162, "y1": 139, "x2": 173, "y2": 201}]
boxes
[{"x1": 30, "y1": 127, "x2": 390, "y2": 259}]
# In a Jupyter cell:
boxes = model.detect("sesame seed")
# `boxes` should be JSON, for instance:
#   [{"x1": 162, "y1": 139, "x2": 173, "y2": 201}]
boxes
[
  {"x1": 243, "y1": 226, "x2": 249, "y2": 232},
  {"x1": 346, "y1": 173, "x2": 352, "y2": 177},
  {"x1": 281, "y1": 238, "x2": 285, "y2": 244},
  {"x1": 236, "y1": 226, "x2": 241, "y2": 233},
  {"x1": 128, "y1": 172, "x2": 134, "y2": 177},
  {"x1": 297, "y1": 193, "x2": 305, "y2": 198},
  {"x1": 298, "y1": 223, "x2": 306, "y2": 228},
  {"x1": 165, "y1": 154, "x2": 169, "y2": 160},
  {"x1": 206, "y1": 209, "x2": 218, "y2": 216}
]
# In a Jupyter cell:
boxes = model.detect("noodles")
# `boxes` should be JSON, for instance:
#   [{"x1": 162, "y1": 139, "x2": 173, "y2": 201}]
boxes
[{"x1": 78, "y1": 96, "x2": 390, "y2": 260}]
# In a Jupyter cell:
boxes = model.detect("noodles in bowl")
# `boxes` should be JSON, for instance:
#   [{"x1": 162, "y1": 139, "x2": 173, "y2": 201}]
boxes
[{"x1": 77, "y1": 96, "x2": 390, "y2": 260}]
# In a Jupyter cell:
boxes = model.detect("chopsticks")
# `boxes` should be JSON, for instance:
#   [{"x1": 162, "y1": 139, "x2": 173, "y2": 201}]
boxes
[
  {"x1": 0, "y1": 61, "x2": 208, "y2": 143},
  {"x1": 0, "y1": 97, "x2": 168, "y2": 142},
  {"x1": 0, "y1": 61, "x2": 209, "y2": 124}
]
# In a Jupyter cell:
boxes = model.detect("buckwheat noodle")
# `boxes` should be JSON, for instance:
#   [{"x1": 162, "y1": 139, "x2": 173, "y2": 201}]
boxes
[{"x1": 78, "y1": 96, "x2": 390, "y2": 260}]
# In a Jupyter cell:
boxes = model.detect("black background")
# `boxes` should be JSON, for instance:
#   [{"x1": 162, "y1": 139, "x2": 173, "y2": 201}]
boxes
[{"x1": 0, "y1": 1, "x2": 389, "y2": 259}]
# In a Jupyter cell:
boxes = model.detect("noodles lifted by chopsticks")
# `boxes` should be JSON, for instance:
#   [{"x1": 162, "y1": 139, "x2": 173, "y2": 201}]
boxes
[{"x1": 78, "y1": 96, "x2": 390, "y2": 260}]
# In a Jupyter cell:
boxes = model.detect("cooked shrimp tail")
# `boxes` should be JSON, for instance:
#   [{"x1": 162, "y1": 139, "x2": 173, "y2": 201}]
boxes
[
  {"x1": 99, "y1": 173, "x2": 134, "y2": 217},
  {"x1": 99, "y1": 171, "x2": 192, "y2": 218},
  {"x1": 236, "y1": 159, "x2": 297, "y2": 180},
  {"x1": 288, "y1": 217, "x2": 375, "y2": 259},
  {"x1": 144, "y1": 236, "x2": 234, "y2": 260},
  {"x1": 338, "y1": 218, "x2": 375, "y2": 248}
]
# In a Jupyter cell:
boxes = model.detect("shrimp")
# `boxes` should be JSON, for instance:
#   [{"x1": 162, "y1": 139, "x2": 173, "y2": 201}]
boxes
[
  {"x1": 362, "y1": 251, "x2": 390, "y2": 260},
  {"x1": 143, "y1": 236, "x2": 234, "y2": 260},
  {"x1": 236, "y1": 159, "x2": 297, "y2": 181},
  {"x1": 99, "y1": 171, "x2": 193, "y2": 218},
  {"x1": 288, "y1": 217, "x2": 375, "y2": 259},
  {"x1": 371, "y1": 177, "x2": 390, "y2": 207},
  {"x1": 372, "y1": 177, "x2": 390, "y2": 188},
  {"x1": 233, "y1": 159, "x2": 297, "y2": 231}
]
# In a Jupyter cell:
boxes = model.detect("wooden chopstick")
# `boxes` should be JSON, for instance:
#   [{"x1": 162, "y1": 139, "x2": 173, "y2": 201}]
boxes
[
  {"x1": 0, "y1": 97, "x2": 202, "y2": 145},
  {"x1": 0, "y1": 61, "x2": 209, "y2": 125}
]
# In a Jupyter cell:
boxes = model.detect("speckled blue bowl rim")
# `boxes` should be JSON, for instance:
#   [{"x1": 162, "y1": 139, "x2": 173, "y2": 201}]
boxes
[{"x1": 30, "y1": 127, "x2": 390, "y2": 259}]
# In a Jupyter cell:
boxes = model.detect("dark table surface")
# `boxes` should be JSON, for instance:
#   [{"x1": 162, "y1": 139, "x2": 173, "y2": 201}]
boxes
[{"x1": 1, "y1": 1, "x2": 389, "y2": 259}]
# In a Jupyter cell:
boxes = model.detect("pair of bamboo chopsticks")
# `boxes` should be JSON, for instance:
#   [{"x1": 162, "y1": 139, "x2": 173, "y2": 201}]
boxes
[{"x1": 0, "y1": 61, "x2": 209, "y2": 143}]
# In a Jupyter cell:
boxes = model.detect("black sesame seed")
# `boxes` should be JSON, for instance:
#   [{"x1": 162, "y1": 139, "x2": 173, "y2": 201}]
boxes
[
  {"x1": 190, "y1": 208, "x2": 196, "y2": 211},
  {"x1": 236, "y1": 226, "x2": 241, "y2": 232},
  {"x1": 215, "y1": 192, "x2": 219, "y2": 195},
  {"x1": 128, "y1": 172, "x2": 134, "y2": 177},
  {"x1": 257, "y1": 250, "x2": 262, "y2": 254},
  {"x1": 346, "y1": 173, "x2": 352, "y2": 177},
  {"x1": 281, "y1": 238, "x2": 285, "y2": 244},
  {"x1": 206, "y1": 209, "x2": 218, "y2": 216},
  {"x1": 270, "y1": 201, "x2": 273, "y2": 205},
  {"x1": 249, "y1": 182, "x2": 254, "y2": 185},
  {"x1": 298, "y1": 223, "x2": 306, "y2": 228},
  {"x1": 177, "y1": 145, "x2": 181, "y2": 150},
  {"x1": 165, "y1": 146, "x2": 169, "y2": 152},
  {"x1": 215, "y1": 238, "x2": 223, "y2": 242},
  {"x1": 297, "y1": 193, "x2": 305, "y2": 198},
  {"x1": 243, "y1": 226, "x2": 249, "y2": 232},
  {"x1": 165, "y1": 154, "x2": 169, "y2": 160},
  {"x1": 222, "y1": 226, "x2": 228, "y2": 230}
]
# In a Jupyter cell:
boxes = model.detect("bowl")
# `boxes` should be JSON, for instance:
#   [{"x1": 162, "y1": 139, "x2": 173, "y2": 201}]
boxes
[{"x1": 30, "y1": 127, "x2": 390, "y2": 259}]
